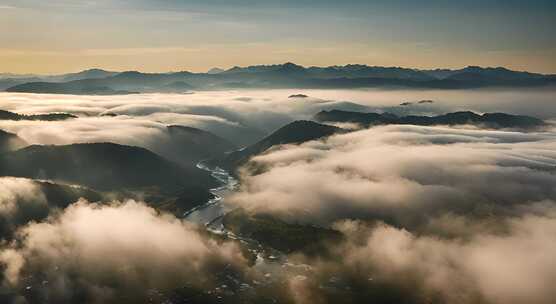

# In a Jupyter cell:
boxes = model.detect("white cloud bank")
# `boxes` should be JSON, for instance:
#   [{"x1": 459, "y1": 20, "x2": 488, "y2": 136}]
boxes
[
  {"x1": 0, "y1": 199, "x2": 246, "y2": 302},
  {"x1": 229, "y1": 124, "x2": 556, "y2": 304}
]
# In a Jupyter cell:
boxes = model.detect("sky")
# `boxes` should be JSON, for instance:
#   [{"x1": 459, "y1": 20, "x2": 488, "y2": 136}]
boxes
[{"x1": 1, "y1": 0, "x2": 555, "y2": 74}]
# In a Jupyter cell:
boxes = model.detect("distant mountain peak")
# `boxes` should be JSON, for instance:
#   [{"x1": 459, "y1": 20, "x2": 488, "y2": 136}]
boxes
[
  {"x1": 207, "y1": 67, "x2": 224, "y2": 74},
  {"x1": 4, "y1": 63, "x2": 554, "y2": 94},
  {"x1": 81, "y1": 68, "x2": 112, "y2": 73},
  {"x1": 278, "y1": 62, "x2": 305, "y2": 72},
  {"x1": 54, "y1": 68, "x2": 119, "y2": 82},
  {"x1": 223, "y1": 62, "x2": 306, "y2": 74},
  {"x1": 282, "y1": 62, "x2": 303, "y2": 68},
  {"x1": 119, "y1": 70, "x2": 142, "y2": 75},
  {"x1": 224, "y1": 66, "x2": 243, "y2": 73},
  {"x1": 463, "y1": 66, "x2": 510, "y2": 72}
]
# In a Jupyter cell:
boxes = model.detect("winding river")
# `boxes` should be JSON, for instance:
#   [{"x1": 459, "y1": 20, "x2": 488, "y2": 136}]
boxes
[
  {"x1": 184, "y1": 161, "x2": 239, "y2": 231},
  {"x1": 185, "y1": 161, "x2": 287, "y2": 259},
  {"x1": 182, "y1": 161, "x2": 317, "y2": 297}
]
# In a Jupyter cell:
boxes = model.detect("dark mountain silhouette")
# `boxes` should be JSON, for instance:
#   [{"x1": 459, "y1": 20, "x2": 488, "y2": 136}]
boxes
[
  {"x1": 0, "y1": 143, "x2": 217, "y2": 193},
  {"x1": 422, "y1": 66, "x2": 546, "y2": 80},
  {"x1": 207, "y1": 67, "x2": 224, "y2": 74},
  {"x1": 152, "y1": 125, "x2": 237, "y2": 166},
  {"x1": 223, "y1": 62, "x2": 307, "y2": 75},
  {"x1": 315, "y1": 110, "x2": 397, "y2": 125},
  {"x1": 210, "y1": 120, "x2": 344, "y2": 173},
  {"x1": 55, "y1": 68, "x2": 118, "y2": 82},
  {"x1": 5, "y1": 70, "x2": 199, "y2": 94},
  {"x1": 0, "y1": 130, "x2": 27, "y2": 152},
  {"x1": 0, "y1": 69, "x2": 117, "y2": 91},
  {"x1": 5, "y1": 64, "x2": 556, "y2": 94},
  {"x1": 0, "y1": 77, "x2": 43, "y2": 90},
  {"x1": 289, "y1": 94, "x2": 308, "y2": 98},
  {"x1": 305, "y1": 64, "x2": 435, "y2": 80},
  {"x1": 446, "y1": 66, "x2": 544, "y2": 81},
  {"x1": 0, "y1": 109, "x2": 76, "y2": 121},
  {"x1": 315, "y1": 109, "x2": 546, "y2": 129},
  {"x1": 217, "y1": 63, "x2": 555, "y2": 88}
]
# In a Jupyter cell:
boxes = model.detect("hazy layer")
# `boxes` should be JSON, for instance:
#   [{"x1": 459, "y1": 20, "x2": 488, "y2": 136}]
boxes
[
  {"x1": 0, "y1": 88, "x2": 554, "y2": 149},
  {"x1": 0, "y1": 88, "x2": 555, "y2": 303},
  {"x1": 230, "y1": 122, "x2": 556, "y2": 304}
]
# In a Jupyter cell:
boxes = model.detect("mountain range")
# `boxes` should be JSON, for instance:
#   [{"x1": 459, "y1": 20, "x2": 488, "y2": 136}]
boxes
[
  {"x1": 0, "y1": 123, "x2": 241, "y2": 217},
  {"x1": 314, "y1": 110, "x2": 546, "y2": 129},
  {"x1": 0, "y1": 68, "x2": 118, "y2": 91},
  {"x1": 0, "y1": 142, "x2": 217, "y2": 197},
  {"x1": 3, "y1": 63, "x2": 556, "y2": 94},
  {"x1": 0, "y1": 109, "x2": 77, "y2": 121},
  {"x1": 208, "y1": 109, "x2": 548, "y2": 177},
  {"x1": 210, "y1": 120, "x2": 344, "y2": 174}
]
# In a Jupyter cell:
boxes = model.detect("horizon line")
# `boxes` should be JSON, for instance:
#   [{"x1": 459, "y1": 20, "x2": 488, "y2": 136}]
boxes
[{"x1": 2, "y1": 62, "x2": 554, "y2": 77}]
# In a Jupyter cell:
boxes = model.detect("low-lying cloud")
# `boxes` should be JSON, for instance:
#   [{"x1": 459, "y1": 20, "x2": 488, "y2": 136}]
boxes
[
  {"x1": 229, "y1": 124, "x2": 556, "y2": 303},
  {"x1": 2, "y1": 88, "x2": 554, "y2": 151},
  {"x1": 0, "y1": 89, "x2": 555, "y2": 303},
  {"x1": 0, "y1": 177, "x2": 49, "y2": 240},
  {"x1": 0, "y1": 199, "x2": 246, "y2": 303},
  {"x1": 231, "y1": 125, "x2": 556, "y2": 229},
  {"x1": 0, "y1": 177, "x2": 46, "y2": 216},
  {"x1": 290, "y1": 213, "x2": 556, "y2": 304}
]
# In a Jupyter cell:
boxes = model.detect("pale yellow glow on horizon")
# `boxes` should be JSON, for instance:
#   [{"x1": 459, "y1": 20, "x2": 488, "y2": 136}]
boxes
[
  {"x1": 2, "y1": 1, "x2": 555, "y2": 75},
  {"x1": 2, "y1": 44, "x2": 555, "y2": 75}
]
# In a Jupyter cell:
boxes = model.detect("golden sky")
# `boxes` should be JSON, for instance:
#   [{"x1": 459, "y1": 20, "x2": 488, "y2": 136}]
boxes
[{"x1": 1, "y1": 0, "x2": 555, "y2": 74}]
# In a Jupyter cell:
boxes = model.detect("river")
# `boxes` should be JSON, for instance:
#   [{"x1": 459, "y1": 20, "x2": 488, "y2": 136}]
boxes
[
  {"x1": 179, "y1": 162, "x2": 336, "y2": 300},
  {"x1": 185, "y1": 161, "x2": 288, "y2": 262},
  {"x1": 184, "y1": 161, "x2": 239, "y2": 232}
]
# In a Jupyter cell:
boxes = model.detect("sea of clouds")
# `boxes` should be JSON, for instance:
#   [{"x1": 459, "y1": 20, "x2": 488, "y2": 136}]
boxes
[
  {"x1": 230, "y1": 124, "x2": 556, "y2": 303},
  {"x1": 0, "y1": 88, "x2": 555, "y2": 303}
]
